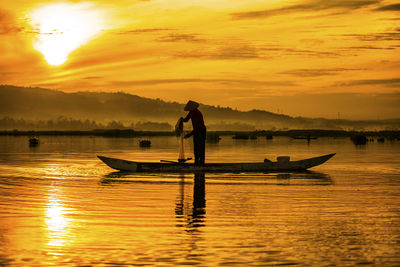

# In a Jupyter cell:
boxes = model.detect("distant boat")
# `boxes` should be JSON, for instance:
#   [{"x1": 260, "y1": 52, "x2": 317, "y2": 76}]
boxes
[
  {"x1": 232, "y1": 134, "x2": 250, "y2": 140},
  {"x1": 206, "y1": 133, "x2": 221, "y2": 143},
  {"x1": 139, "y1": 140, "x2": 151, "y2": 147},
  {"x1": 97, "y1": 153, "x2": 335, "y2": 173},
  {"x1": 29, "y1": 137, "x2": 39, "y2": 146},
  {"x1": 350, "y1": 135, "x2": 367, "y2": 145}
]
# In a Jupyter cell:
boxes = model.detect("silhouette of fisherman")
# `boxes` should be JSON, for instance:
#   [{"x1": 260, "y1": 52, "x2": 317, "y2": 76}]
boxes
[{"x1": 180, "y1": 100, "x2": 206, "y2": 165}]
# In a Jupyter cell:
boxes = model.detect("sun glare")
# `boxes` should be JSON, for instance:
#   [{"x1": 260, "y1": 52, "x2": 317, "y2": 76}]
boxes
[{"x1": 29, "y1": 2, "x2": 104, "y2": 66}]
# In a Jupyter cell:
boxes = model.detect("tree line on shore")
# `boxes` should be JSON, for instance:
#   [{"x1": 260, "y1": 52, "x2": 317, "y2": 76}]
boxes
[
  {"x1": 0, "y1": 116, "x2": 266, "y2": 132},
  {"x1": 0, "y1": 117, "x2": 172, "y2": 131}
]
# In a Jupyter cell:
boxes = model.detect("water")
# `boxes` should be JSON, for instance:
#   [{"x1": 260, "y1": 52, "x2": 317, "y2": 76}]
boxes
[{"x1": 0, "y1": 135, "x2": 399, "y2": 266}]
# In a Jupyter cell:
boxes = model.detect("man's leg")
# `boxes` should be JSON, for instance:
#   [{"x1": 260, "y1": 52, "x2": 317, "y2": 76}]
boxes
[
  {"x1": 199, "y1": 129, "x2": 206, "y2": 164},
  {"x1": 193, "y1": 133, "x2": 200, "y2": 165}
]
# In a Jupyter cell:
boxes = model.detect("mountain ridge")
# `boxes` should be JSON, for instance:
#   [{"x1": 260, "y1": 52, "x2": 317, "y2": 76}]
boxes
[{"x1": 1, "y1": 85, "x2": 399, "y2": 130}]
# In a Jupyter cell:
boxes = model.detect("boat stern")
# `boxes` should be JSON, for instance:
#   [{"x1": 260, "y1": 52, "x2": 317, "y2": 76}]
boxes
[{"x1": 98, "y1": 156, "x2": 138, "y2": 172}]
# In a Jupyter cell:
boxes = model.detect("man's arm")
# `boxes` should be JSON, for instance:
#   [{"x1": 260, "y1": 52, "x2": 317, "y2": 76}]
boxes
[
  {"x1": 182, "y1": 113, "x2": 191, "y2": 122},
  {"x1": 184, "y1": 131, "x2": 193, "y2": 139}
]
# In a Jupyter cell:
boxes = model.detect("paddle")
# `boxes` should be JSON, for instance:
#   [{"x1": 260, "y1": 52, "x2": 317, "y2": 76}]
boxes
[{"x1": 160, "y1": 158, "x2": 192, "y2": 164}]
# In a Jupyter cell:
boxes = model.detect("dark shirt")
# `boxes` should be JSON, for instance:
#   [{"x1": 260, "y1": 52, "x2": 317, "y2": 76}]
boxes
[{"x1": 183, "y1": 109, "x2": 206, "y2": 132}]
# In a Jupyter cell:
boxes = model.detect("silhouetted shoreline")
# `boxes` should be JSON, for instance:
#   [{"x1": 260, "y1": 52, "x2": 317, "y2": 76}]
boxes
[
  {"x1": 1, "y1": 129, "x2": 399, "y2": 139},
  {"x1": 2, "y1": 86, "x2": 400, "y2": 132}
]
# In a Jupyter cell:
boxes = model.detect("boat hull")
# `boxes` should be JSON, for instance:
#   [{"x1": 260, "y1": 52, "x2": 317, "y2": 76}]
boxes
[{"x1": 97, "y1": 153, "x2": 335, "y2": 173}]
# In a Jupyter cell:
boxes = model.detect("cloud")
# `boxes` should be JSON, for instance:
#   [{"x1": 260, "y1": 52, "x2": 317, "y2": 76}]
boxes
[
  {"x1": 336, "y1": 77, "x2": 400, "y2": 88},
  {"x1": 0, "y1": 9, "x2": 23, "y2": 35},
  {"x1": 156, "y1": 33, "x2": 205, "y2": 42},
  {"x1": 375, "y1": 3, "x2": 400, "y2": 11},
  {"x1": 231, "y1": 0, "x2": 380, "y2": 19},
  {"x1": 343, "y1": 32, "x2": 400, "y2": 41},
  {"x1": 0, "y1": 71, "x2": 16, "y2": 75},
  {"x1": 175, "y1": 44, "x2": 340, "y2": 60},
  {"x1": 349, "y1": 45, "x2": 395, "y2": 50},
  {"x1": 83, "y1": 76, "x2": 102, "y2": 80},
  {"x1": 111, "y1": 78, "x2": 295, "y2": 87},
  {"x1": 281, "y1": 48, "x2": 340, "y2": 57},
  {"x1": 0, "y1": 71, "x2": 17, "y2": 82},
  {"x1": 260, "y1": 46, "x2": 341, "y2": 57},
  {"x1": 379, "y1": 17, "x2": 400, "y2": 20},
  {"x1": 30, "y1": 82, "x2": 60, "y2": 88},
  {"x1": 279, "y1": 68, "x2": 364, "y2": 77},
  {"x1": 116, "y1": 28, "x2": 172, "y2": 34},
  {"x1": 175, "y1": 44, "x2": 260, "y2": 60}
]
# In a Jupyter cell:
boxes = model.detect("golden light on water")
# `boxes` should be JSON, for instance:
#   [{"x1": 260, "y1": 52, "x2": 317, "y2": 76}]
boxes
[
  {"x1": 28, "y1": 2, "x2": 105, "y2": 66},
  {"x1": 45, "y1": 188, "x2": 73, "y2": 248}
]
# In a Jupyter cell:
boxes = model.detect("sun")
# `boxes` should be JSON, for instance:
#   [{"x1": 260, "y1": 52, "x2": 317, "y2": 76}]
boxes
[{"x1": 29, "y1": 2, "x2": 104, "y2": 66}]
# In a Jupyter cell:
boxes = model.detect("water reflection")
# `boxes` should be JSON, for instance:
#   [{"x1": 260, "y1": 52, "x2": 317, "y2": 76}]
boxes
[
  {"x1": 101, "y1": 172, "x2": 208, "y2": 229},
  {"x1": 100, "y1": 171, "x2": 333, "y2": 235},
  {"x1": 45, "y1": 186, "x2": 74, "y2": 251},
  {"x1": 173, "y1": 173, "x2": 206, "y2": 265},
  {"x1": 101, "y1": 171, "x2": 333, "y2": 186},
  {"x1": 192, "y1": 173, "x2": 206, "y2": 224},
  {"x1": 274, "y1": 171, "x2": 334, "y2": 186},
  {"x1": 175, "y1": 173, "x2": 206, "y2": 230}
]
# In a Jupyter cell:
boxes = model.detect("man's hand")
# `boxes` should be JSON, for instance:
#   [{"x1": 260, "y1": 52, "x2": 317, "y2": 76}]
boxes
[{"x1": 184, "y1": 133, "x2": 192, "y2": 139}]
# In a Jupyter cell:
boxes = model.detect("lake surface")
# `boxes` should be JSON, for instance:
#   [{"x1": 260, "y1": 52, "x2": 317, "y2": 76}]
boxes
[{"x1": 0, "y1": 135, "x2": 399, "y2": 266}]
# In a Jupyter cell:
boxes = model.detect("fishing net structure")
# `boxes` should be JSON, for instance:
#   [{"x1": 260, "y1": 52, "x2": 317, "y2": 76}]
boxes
[{"x1": 175, "y1": 118, "x2": 185, "y2": 162}]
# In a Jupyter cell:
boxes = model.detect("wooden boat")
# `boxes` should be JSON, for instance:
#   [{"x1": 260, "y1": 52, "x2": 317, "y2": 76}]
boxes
[{"x1": 97, "y1": 153, "x2": 335, "y2": 173}]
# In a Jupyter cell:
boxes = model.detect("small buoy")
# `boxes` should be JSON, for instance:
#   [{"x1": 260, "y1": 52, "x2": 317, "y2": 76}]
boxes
[{"x1": 29, "y1": 137, "x2": 39, "y2": 146}]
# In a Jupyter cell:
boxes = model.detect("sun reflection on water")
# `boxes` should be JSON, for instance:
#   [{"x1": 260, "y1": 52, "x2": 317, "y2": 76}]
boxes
[{"x1": 45, "y1": 187, "x2": 74, "y2": 250}]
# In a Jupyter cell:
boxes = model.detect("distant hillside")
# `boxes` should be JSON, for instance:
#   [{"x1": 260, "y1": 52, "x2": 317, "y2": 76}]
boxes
[{"x1": 0, "y1": 85, "x2": 399, "y2": 131}]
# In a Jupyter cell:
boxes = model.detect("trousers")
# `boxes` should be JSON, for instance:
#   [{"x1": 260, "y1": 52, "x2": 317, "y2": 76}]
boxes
[{"x1": 193, "y1": 128, "x2": 206, "y2": 165}]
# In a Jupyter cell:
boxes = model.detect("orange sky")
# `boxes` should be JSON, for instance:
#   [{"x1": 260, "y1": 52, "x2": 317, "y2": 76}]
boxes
[{"x1": 1, "y1": 0, "x2": 399, "y2": 119}]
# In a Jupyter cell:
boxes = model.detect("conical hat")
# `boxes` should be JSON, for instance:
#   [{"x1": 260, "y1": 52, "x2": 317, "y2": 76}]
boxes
[{"x1": 184, "y1": 100, "x2": 199, "y2": 111}]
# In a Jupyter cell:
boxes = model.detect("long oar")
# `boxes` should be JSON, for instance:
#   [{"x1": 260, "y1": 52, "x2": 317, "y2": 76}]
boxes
[{"x1": 160, "y1": 158, "x2": 192, "y2": 164}]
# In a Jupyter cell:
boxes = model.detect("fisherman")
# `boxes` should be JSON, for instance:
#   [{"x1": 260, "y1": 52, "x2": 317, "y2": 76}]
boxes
[{"x1": 181, "y1": 100, "x2": 206, "y2": 165}]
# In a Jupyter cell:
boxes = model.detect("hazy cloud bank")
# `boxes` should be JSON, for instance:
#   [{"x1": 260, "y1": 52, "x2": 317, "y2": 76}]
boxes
[{"x1": 231, "y1": 0, "x2": 381, "y2": 20}]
